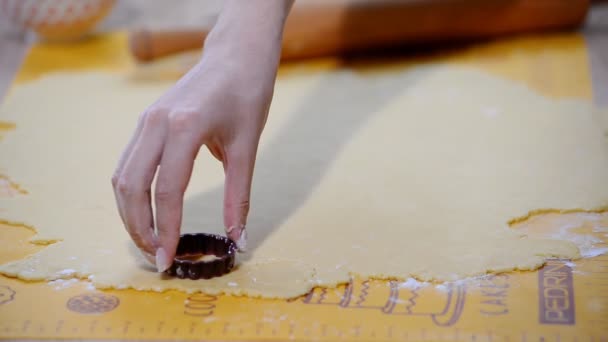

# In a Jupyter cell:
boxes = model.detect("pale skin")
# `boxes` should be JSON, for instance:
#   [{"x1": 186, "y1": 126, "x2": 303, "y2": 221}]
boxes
[{"x1": 112, "y1": 0, "x2": 295, "y2": 272}]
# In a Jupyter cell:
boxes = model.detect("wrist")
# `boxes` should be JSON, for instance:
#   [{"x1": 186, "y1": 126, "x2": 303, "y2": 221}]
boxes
[{"x1": 204, "y1": 0, "x2": 293, "y2": 63}]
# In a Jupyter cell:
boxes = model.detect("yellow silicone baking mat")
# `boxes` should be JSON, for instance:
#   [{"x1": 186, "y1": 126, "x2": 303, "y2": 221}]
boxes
[{"x1": 0, "y1": 32, "x2": 606, "y2": 341}]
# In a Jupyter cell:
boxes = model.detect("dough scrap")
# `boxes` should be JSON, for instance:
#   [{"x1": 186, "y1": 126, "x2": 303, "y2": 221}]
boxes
[{"x1": 0, "y1": 65, "x2": 607, "y2": 298}]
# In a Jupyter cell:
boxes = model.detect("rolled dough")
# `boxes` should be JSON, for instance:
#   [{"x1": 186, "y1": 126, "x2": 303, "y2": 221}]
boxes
[{"x1": 0, "y1": 64, "x2": 606, "y2": 298}]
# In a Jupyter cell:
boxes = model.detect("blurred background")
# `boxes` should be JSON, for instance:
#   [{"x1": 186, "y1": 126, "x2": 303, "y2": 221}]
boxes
[
  {"x1": 1, "y1": 0, "x2": 607, "y2": 105},
  {"x1": 0, "y1": 0, "x2": 221, "y2": 101}
]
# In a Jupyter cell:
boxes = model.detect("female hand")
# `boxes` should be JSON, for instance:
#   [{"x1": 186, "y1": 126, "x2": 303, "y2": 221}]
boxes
[{"x1": 112, "y1": 0, "x2": 293, "y2": 272}]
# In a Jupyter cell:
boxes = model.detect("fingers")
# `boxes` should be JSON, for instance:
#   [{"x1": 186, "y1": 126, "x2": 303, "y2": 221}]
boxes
[
  {"x1": 112, "y1": 114, "x2": 144, "y2": 225},
  {"x1": 223, "y1": 138, "x2": 258, "y2": 252},
  {"x1": 154, "y1": 112, "x2": 200, "y2": 272},
  {"x1": 114, "y1": 110, "x2": 167, "y2": 256}
]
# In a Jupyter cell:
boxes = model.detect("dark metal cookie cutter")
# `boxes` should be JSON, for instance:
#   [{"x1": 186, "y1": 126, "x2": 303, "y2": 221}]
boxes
[{"x1": 165, "y1": 233, "x2": 237, "y2": 280}]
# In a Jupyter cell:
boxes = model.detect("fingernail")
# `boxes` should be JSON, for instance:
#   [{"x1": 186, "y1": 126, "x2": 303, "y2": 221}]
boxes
[
  {"x1": 236, "y1": 228, "x2": 247, "y2": 253},
  {"x1": 155, "y1": 247, "x2": 171, "y2": 273}
]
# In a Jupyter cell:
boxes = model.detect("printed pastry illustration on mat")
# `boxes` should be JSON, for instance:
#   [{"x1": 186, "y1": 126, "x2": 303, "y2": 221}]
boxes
[{"x1": 301, "y1": 278, "x2": 465, "y2": 327}]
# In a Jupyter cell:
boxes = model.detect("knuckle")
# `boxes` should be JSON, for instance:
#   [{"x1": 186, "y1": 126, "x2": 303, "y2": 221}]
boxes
[
  {"x1": 239, "y1": 199, "x2": 251, "y2": 212},
  {"x1": 155, "y1": 187, "x2": 177, "y2": 203},
  {"x1": 167, "y1": 109, "x2": 198, "y2": 135},
  {"x1": 111, "y1": 173, "x2": 119, "y2": 188},
  {"x1": 141, "y1": 107, "x2": 168, "y2": 127},
  {"x1": 115, "y1": 177, "x2": 136, "y2": 197},
  {"x1": 227, "y1": 199, "x2": 250, "y2": 214}
]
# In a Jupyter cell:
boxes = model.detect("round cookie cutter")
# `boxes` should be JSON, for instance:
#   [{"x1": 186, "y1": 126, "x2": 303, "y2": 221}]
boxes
[{"x1": 165, "y1": 233, "x2": 237, "y2": 280}]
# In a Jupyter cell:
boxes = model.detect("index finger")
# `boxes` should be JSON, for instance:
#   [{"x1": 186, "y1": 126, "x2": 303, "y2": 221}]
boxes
[{"x1": 116, "y1": 111, "x2": 166, "y2": 256}]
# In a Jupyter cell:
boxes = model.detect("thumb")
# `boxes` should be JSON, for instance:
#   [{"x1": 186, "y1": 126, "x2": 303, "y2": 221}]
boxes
[{"x1": 223, "y1": 140, "x2": 258, "y2": 252}]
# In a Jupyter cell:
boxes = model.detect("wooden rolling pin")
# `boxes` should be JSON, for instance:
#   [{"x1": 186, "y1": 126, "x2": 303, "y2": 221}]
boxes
[{"x1": 129, "y1": 0, "x2": 590, "y2": 62}]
